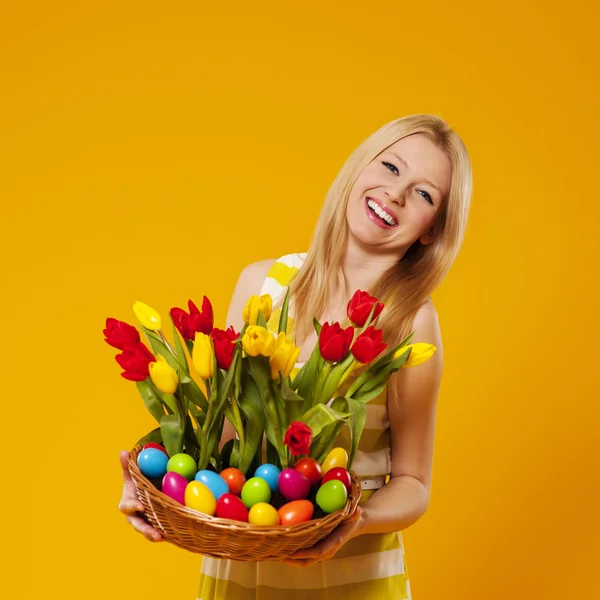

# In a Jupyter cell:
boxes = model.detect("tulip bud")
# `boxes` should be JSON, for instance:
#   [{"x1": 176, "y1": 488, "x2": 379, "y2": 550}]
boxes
[
  {"x1": 192, "y1": 332, "x2": 214, "y2": 379},
  {"x1": 241, "y1": 325, "x2": 275, "y2": 357},
  {"x1": 395, "y1": 343, "x2": 437, "y2": 368},
  {"x1": 149, "y1": 355, "x2": 179, "y2": 394},
  {"x1": 351, "y1": 326, "x2": 387, "y2": 364},
  {"x1": 242, "y1": 294, "x2": 273, "y2": 325},
  {"x1": 270, "y1": 332, "x2": 301, "y2": 380},
  {"x1": 133, "y1": 301, "x2": 162, "y2": 331}
]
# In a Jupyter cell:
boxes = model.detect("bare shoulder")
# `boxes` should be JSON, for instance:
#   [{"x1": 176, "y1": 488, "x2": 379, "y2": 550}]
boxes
[
  {"x1": 226, "y1": 259, "x2": 277, "y2": 329},
  {"x1": 411, "y1": 297, "x2": 442, "y2": 349}
]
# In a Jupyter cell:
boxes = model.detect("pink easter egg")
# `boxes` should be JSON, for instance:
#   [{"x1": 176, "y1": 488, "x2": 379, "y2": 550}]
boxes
[{"x1": 162, "y1": 471, "x2": 188, "y2": 504}]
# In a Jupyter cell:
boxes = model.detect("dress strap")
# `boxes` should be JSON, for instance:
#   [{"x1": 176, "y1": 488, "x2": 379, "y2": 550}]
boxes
[{"x1": 259, "y1": 252, "x2": 307, "y2": 304}]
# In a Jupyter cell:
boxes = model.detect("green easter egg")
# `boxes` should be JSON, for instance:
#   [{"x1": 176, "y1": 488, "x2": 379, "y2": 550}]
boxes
[
  {"x1": 316, "y1": 480, "x2": 348, "y2": 514},
  {"x1": 167, "y1": 453, "x2": 197, "y2": 481}
]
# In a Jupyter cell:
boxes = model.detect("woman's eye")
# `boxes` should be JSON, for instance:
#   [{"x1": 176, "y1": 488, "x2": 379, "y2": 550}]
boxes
[
  {"x1": 382, "y1": 161, "x2": 399, "y2": 175},
  {"x1": 417, "y1": 190, "x2": 434, "y2": 205}
]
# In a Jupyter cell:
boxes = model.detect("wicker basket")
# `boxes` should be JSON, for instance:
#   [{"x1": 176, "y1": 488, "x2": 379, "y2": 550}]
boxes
[{"x1": 128, "y1": 445, "x2": 362, "y2": 561}]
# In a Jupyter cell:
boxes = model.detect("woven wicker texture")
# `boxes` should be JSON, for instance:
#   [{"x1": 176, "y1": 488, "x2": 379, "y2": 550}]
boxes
[{"x1": 128, "y1": 445, "x2": 362, "y2": 560}]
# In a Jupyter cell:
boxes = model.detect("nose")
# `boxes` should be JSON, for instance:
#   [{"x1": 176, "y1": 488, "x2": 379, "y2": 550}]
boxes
[{"x1": 385, "y1": 183, "x2": 407, "y2": 206}]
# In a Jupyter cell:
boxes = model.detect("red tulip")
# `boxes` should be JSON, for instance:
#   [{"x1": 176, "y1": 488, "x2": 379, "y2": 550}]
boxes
[
  {"x1": 103, "y1": 318, "x2": 140, "y2": 350},
  {"x1": 211, "y1": 326, "x2": 239, "y2": 370},
  {"x1": 319, "y1": 322, "x2": 354, "y2": 362},
  {"x1": 284, "y1": 422, "x2": 313, "y2": 456},
  {"x1": 347, "y1": 290, "x2": 384, "y2": 327},
  {"x1": 115, "y1": 342, "x2": 156, "y2": 381},
  {"x1": 170, "y1": 297, "x2": 214, "y2": 340},
  {"x1": 351, "y1": 326, "x2": 387, "y2": 364}
]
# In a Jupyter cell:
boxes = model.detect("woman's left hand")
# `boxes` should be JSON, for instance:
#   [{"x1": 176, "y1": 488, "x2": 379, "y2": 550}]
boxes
[{"x1": 281, "y1": 506, "x2": 365, "y2": 567}]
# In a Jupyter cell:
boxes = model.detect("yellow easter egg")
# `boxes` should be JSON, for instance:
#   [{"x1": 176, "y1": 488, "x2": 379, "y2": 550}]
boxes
[
  {"x1": 185, "y1": 481, "x2": 217, "y2": 516},
  {"x1": 248, "y1": 502, "x2": 280, "y2": 526},
  {"x1": 321, "y1": 447, "x2": 348, "y2": 475}
]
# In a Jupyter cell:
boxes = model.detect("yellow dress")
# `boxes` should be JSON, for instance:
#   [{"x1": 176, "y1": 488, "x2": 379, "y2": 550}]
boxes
[{"x1": 197, "y1": 253, "x2": 412, "y2": 599}]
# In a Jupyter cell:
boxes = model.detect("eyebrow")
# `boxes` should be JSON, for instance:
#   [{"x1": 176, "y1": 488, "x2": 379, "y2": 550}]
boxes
[{"x1": 390, "y1": 152, "x2": 443, "y2": 194}]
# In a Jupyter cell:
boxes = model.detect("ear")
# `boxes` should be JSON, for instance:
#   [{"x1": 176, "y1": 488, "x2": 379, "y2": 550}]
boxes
[{"x1": 419, "y1": 226, "x2": 437, "y2": 246}]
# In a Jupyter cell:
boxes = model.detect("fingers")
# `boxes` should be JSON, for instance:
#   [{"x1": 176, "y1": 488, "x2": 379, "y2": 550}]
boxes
[
  {"x1": 126, "y1": 514, "x2": 163, "y2": 542},
  {"x1": 120, "y1": 450, "x2": 132, "y2": 481},
  {"x1": 118, "y1": 496, "x2": 144, "y2": 515}
]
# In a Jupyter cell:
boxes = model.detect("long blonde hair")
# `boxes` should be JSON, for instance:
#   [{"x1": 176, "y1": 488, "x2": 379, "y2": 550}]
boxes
[{"x1": 290, "y1": 114, "x2": 472, "y2": 345}]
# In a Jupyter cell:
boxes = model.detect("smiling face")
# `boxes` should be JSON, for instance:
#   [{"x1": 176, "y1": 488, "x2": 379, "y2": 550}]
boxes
[{"x1": 345, "y1": 133, "x2": 452, "y2": 256}]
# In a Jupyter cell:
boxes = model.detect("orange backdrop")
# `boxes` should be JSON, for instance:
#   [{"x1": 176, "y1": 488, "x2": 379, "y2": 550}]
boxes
[{"x1": 2, "y1": 1, "x2": 599, "y2": 599}]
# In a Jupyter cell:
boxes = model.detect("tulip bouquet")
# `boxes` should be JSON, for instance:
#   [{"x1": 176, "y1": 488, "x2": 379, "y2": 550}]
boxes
[
  {"x1": 105, "y1": 289, "x2": 435, "y2": 475},
  {"x1": 105, "y1": 289, "x2": 436, "y2": 558}
]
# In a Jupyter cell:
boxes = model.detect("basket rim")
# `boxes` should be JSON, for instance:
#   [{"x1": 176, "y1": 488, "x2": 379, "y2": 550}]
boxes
[{"x1": 129, "y1": 444, "x2": 361, "y2": 532}]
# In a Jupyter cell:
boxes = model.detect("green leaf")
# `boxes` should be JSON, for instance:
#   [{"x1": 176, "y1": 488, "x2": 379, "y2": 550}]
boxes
[
  {"x1": 313, "y1": 317, "x2": 322, "y2": 336},
  {"x1": 281, "y1": 376, "x2": 305, "y2": 423},
  {"x1": 256, "y1": 309, "x2": 268, "y2": 329},
  {"x1": 278, "y1": 288, "x2": 290, "y2": 334},
  {"x1": 308, "y1": 398, "x2": 348, "y2": 462},
  {"x1": 143, "y1": 327, "x2": 191, "y2": 384},
  {"x1": 135, "y1": 379, "x2": 166, "y2": 423},
  {"x1": 136, "y1": 427, "x2": 162, "y2": 446},
  {"x1": 347, "y1": 398, "x2": 367, "y2": 469},
  {"x1": 299, "y1": 402, "x2": 351, "y2": 439},
  {"x1": 182, "y1": 378, "x2": 208, "y2": 413},
  {"x1": 316, "y1": 353, "x2": 355, "y2": 405},
  {"x1": 160, "y1": 413, "x2": 184, "y2": 456},
  {"x1": 351, "y1": 351, "x2": 412, "y2": 399},
  {"x1": 220, "y1": 438, "x2": 234, "y2": 470},
  {"x1": 353, "y1": 381, "x2": 387, "y2": 404},
  {"x1": 170, "y1": 316, "x2": 192, "y2": 375},
  {"x1": 266, "y1": 439, "x2": 282, "y2": 470}
]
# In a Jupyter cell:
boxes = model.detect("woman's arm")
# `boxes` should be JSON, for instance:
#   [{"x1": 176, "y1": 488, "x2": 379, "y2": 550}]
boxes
[
  {"x1": 359, "y1": 298, "x2": 443, "y2": 533},
  {"x1": 286, "y1": 299, "x2": 443, "y2": 565}
]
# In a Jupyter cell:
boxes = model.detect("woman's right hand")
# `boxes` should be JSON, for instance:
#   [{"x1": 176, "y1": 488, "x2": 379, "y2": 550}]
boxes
[{"x1": 118, "y1": 450, "x2": 163, "y2": 542}]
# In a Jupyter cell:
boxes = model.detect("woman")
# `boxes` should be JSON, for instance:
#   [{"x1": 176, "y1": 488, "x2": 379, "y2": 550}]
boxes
[{"x1": 119, "y1": 113, "x2": 472, "y2": 598}]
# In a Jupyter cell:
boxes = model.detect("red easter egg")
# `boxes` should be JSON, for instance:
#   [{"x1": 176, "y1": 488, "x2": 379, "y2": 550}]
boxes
[
  {"x1": 216, "y1": 493, "x2": 249, "y2": 522},
  {"x1": 278, "y1": 500, "x2": 315, "y2": 526},
  {"x1": 321, "y1": 467, "x2": 352, "y2": 492},
  {"x1": 143, "y1": 442, "x2": 168, "y2": 456},
  {"x1": 220, "y1": 467, "x2": 246, "y2": 496},
  {"x1": 294, "y1": 457, "x2": 322, "y2": 487}
]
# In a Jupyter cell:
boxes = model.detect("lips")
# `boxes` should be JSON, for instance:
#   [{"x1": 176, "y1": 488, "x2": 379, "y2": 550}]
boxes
[{"x1": 364, "y1": 197, "x2": 399, "y2": 229}]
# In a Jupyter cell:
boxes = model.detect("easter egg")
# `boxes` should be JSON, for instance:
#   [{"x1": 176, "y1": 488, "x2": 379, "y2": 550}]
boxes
[
  {"x1": 294, "y1": 457, "x2": 322, "y2": 486},
  {"x1": 161, "y1": 471, "x2": 188, "y2": 504},
  {"x1": 185, "y1": 481, "x2": 217, "y2": 515},
  {"x1": 321, "y1": 467, "x2": 352, "y2": 492},
  {"x1": 248, "y1": 502, "x2": 280, "y2": 526},
  {"x1": 278, "y1": 468, "x2": 310, "y2": 501},
  {"x1": 241, "y1": 477, "x2": 272, "y2": 508},
  {"x1": 137, "y1": 448, "x2": 169, "y2": 478},
  {"x1": 321, "y1": 447, "x2": 348, "y2": 475},
  {"x1": 316, "y1": 480, "x2": 348, "y2": 514},
  {"x1": 254, "y1": 463, "x2": 281, "y2": 492},
  {"x1": 167, "y1": 453, "x2": 197, "y2": 481},
  {"x1": 195, "y1": 470, "x2": 229, "y2": 500},
  {"x1": 220, "y1": 467, "x2": 246, "y2": 496},
  {"x1": 216, "y1": 493, "x2": 249, "y2": 522},
  {"x1": 143, "y1": 442, "x2": 168, "y2": 456},
  {"x1": 278, "y1": 500, "x2": 314, "y2": 526}
]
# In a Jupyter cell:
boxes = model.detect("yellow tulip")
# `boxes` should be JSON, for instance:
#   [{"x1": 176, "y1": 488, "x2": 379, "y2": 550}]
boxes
[
  {"x1": 394, "y1": 343, "x2": 437, "y2": 368},
  {"x1": 192, "y1": 332, "x2": 214, "y2": 379},
  {"x1": 149, "y1": 355, "x2": 179, "y2": 394},
  {"x1": 269, "y1": 332, "x2": 301, "y2": 380},
  {"x1": 242, "y1": 325, "x2": 275, "y2": 357},
  {"x1": 242, "y1": 294, "x2": 273, "y2": 325},
  {"x1": 133, "y1": 301, "x2": 162, "y2": 331}
]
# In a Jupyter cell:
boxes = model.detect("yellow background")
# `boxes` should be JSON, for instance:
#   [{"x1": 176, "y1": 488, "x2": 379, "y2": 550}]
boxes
[{"x1": 2, "y1": 1, "x2": 599, "y2": 598}]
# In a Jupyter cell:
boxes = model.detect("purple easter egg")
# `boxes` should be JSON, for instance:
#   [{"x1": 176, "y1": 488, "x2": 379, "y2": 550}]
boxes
[
  {"x1": 162, "y1": 471, "x2": 188, "y2": 504},
  {"x1": 278, "y1": 468, "x2": 310, "y2": 501}
]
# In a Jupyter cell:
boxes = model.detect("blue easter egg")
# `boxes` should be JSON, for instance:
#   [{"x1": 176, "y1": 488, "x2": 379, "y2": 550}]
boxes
[
  {"x1": 254, "y1": 463, "x2": 281, "y2": 492},
  {"x1": 137, "y1": 448, "x2": 169, "y2": 478},
  {"x1": 194, "y1": 470, "x2": 229, "y2": 500}
]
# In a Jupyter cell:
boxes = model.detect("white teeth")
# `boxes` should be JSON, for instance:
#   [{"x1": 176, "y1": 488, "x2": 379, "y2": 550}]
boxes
[{"x1": 367, "y1": 199, "x2": 397, "y2": 226}]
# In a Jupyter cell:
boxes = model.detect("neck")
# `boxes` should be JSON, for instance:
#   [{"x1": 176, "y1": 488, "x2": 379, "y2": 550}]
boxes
[{"x1": 342, "y1": 236, "x2": 405, "y2": 294}]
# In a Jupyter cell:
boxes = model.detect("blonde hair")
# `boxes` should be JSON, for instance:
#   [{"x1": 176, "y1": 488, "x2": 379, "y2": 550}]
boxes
[{"x1": 290, "y1": 114, "x2": 472, "y2": 345}]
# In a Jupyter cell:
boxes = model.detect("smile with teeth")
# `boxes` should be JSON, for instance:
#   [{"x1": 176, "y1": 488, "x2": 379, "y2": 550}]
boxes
[{"x1": 367, "y1": 199, "x2": 397, "y2": 226}]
